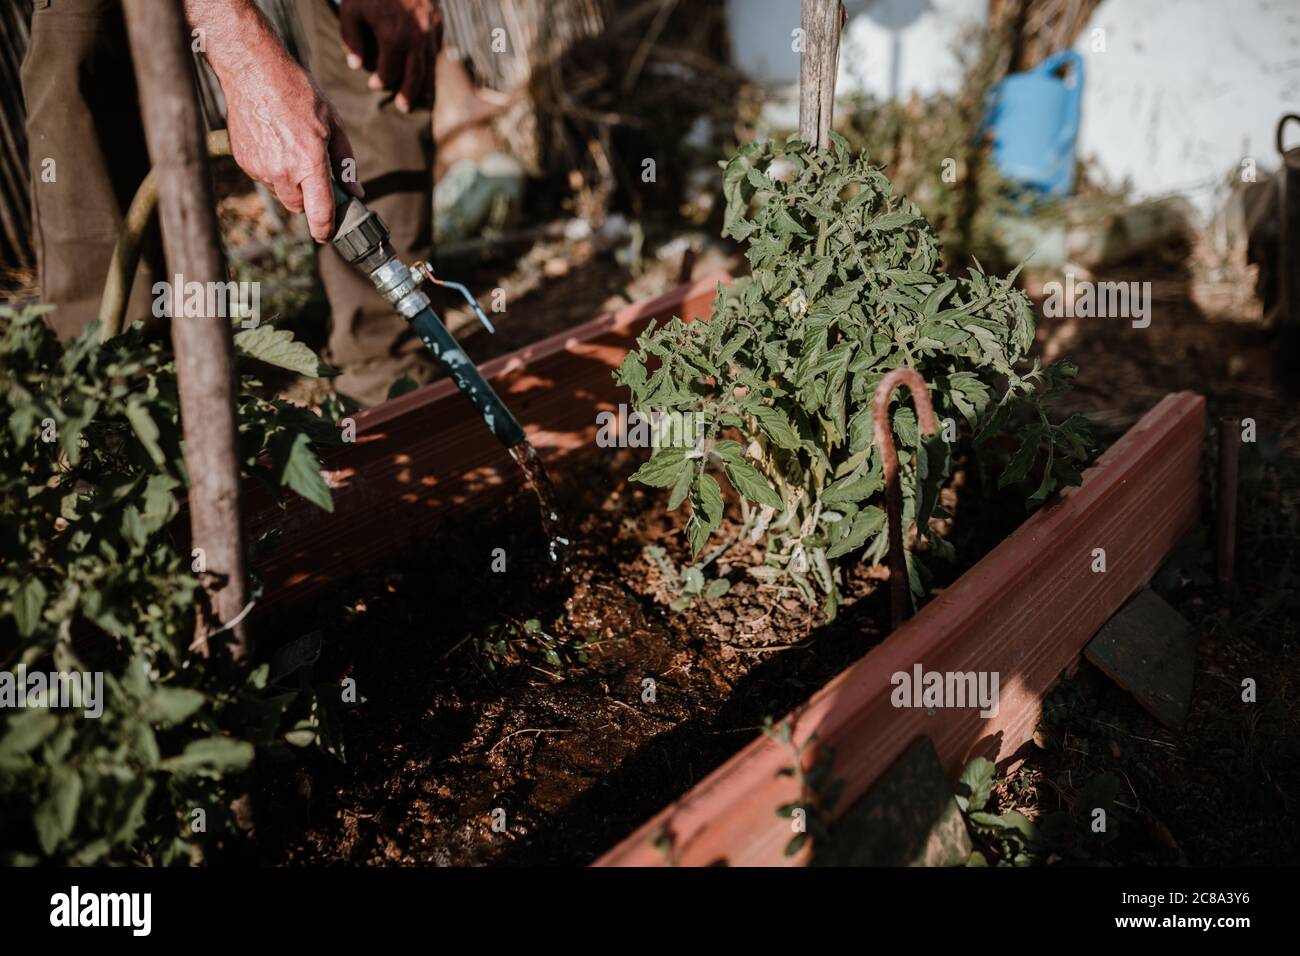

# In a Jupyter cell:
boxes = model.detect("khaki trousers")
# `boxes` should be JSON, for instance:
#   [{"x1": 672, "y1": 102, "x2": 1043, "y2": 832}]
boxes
[{"x1": 22, "y1": 0, "x2": 436, "y2": 406}]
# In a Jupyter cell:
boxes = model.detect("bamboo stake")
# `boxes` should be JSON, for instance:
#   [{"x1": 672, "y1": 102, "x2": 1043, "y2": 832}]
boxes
[
  {"x1": 122, "y1": 0, "x2": 251, "y2": 662},
  {"x1": 798, "y1": 0, "x2": 845, "y2": 149}
]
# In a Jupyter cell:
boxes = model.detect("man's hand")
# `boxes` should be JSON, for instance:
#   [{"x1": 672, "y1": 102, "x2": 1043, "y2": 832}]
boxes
[
  {"x1": 186, "y1": 0, "x2": 362, "y2": 242},
  {"x1": 222, "y1": 65, "x2": 359, "y2": 242},
  {"x1": 339, "y1": 0, "x2": 442, "y2": 113}
]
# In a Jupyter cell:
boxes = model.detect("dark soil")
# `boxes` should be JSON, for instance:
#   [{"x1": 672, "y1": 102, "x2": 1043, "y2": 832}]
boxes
[
  {"x1": 988, "y1": 252, "x2": 1300, "y2": 866},
  {"x1": 247, "y1": 446, "x2": 1018, "y2": 866}
]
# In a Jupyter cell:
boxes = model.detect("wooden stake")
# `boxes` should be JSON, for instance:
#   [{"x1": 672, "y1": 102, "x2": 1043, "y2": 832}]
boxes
[
  {"x1": 798, "y1": 0, "x2": 845, "y2": 149},
  {"x1": 122, "y1": 0, "x2": 251, "y2": 661},
  {"x1": 1217, "y1": 416, "x2": 1241, "y2": 601}
]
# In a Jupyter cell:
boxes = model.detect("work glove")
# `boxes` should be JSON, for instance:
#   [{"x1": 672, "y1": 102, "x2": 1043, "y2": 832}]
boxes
[{"x1": 339, "y1": 0, "x2": 443, "y2": 113}]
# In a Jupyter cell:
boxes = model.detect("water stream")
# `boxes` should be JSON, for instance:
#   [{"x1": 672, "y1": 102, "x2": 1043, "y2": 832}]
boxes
[{"x1": 508, "y1": 441, "x2": 570, "y2": 569}]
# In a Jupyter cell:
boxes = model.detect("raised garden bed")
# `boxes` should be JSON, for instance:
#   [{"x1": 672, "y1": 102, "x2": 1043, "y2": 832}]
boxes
[
  {"x1": 240, "y1": 280, "x2": 1204, "y2": 866},
  {"x1": 598, "y1": 391, "x2": 1205, "y2": 866}
]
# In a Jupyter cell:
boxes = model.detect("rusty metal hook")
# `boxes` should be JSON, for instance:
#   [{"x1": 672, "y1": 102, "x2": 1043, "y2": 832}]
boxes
[{"x1": 872, "y1": 367, "x2": 938, "y2": 629}]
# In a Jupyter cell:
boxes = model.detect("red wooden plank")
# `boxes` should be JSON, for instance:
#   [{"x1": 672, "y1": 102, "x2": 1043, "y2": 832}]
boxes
[
  {"x1": 595, "y1": 391, "x2": 1205, "y2": 866},
  {"x1": 248, "y1": 274, "x2": 730, "y2": 612}
]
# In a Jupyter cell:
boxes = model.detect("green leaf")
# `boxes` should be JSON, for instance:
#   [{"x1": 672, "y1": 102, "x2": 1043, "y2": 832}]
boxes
[
  {"x1": 271, "y1": 431, "x2": 334, "y2": 512},
  {"x1": 1026, "y1": 443, "x2": 1056, "y2": 505},
  {"x1": 140, "y1": 473, "x2": 180, "y2": 529},
  {"x1": 147, "y1": 687, "x2": 206, "y2": 727},
  {"x1": 130, "y1": 722, "x2": 160, "y2": 769},
  {"x1": 34, "y1": 765, "x2": 81, "y2": 855},
  {"x1": 825, "y1": 506, "x2": 885, "y2": 559},
  {"x1": 109, "y1": 778, "x2": 155, "y2": 847},
  {"x1": 984, "y1": 809, "x2": 1038, "y2": 845},
  {"x1": 682, "y1": 566, "x2": 706, "y2": 595},
  {"x1": 694, "y1": 473, "x2": 724, "y2": 525},
  {"x1": 687, "y1": 474, "x2": 724, "y2": 554},
  {"x1": 747, "y1": 404, "x2": 801, "y2": 450},
  {"x1": 967, "y1": 808, "x2": 1038, "y2": 844},
  {"x1": 667, "y1": 467, "x2": 692, "y2": 511},
  {"x1": 630, "y1": 447, "x2": 692, "y2": 488},
  {"x1": 234, "y1": 324, "x2": 331, "y2": 377},
  {"x1": 12, "y1": 577, "x2": 47, "y2": 637},
  {"x1": 920, "y1": 279, "x2": 956, "y2": 317},
  {"x1": 956, "y1": 757, "x2": 995, "y2": 812},
  {"x1": 865, "y1": 209, "x2": 918, "y2": 232},
  {"x1": 615, "y1": 352, "x2": 647, "y2": 391},
  {"x1": 724, "y1": 217, "x2": 756, "y2": 241},
  {"x1": 161, "y1": 736, "x2": 255, "y2": 776},
  {"x1": 0, "y1": 708, "x2": 60, "y2": 757},
  {"x1": 724, "y1": 459, "x2": 783, "y2": 509},
  {"x1": 772, "y1": 207, "x2": 806, "y2": 239},
  {"x1": 893, "y1": 405, "x2": 919, "y2": 447},
  {"x1": 124, "y1": 399, "x2": 166, "y2": 468},
  {"x1": 822, "y1": 469, "x2": 882, "y2": 506},
  {"x1": 712, "y1": 439, "x2": 745, "y2": 464},
  {"x1": 998, "y1": 429, "x2": 1042, "y2": 489}
]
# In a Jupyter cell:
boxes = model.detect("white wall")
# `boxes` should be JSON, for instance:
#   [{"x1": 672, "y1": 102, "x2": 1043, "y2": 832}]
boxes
[
  {"x1": 1075, "y1": 0, "x2": 1300, "y2": 219},
  {"x1": 728, "y1": 0, "x2": 1300, "y2": 219}
]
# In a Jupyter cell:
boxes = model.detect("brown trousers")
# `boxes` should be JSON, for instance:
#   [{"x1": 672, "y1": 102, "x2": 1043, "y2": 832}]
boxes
[{"x1": 22, "y1": 0, "x2": 436, "y2": 406}]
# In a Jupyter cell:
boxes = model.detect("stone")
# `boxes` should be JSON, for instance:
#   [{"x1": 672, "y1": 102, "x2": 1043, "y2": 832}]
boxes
[{"x1": 1084, "y1": 588, "x2": 1196, "y2": 730}]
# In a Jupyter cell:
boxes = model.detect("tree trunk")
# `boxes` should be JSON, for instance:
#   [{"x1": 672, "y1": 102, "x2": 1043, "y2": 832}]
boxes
[
  {"x1": 122, "y1": 0, "x2": 251, "y2": 662},
  {"x1": 798, "y1": 0, "x2": 844, "y2": 150}
]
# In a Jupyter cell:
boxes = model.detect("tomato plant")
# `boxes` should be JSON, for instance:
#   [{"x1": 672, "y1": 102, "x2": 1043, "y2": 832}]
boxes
[{"x1": 618, "y1": 138, "x2": 1090, "y2": 617}]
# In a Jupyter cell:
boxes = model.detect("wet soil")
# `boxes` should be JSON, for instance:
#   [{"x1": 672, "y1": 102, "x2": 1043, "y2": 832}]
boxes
[{"x1": 248, "y1": 446, "x2": 1019, "y2": 866}]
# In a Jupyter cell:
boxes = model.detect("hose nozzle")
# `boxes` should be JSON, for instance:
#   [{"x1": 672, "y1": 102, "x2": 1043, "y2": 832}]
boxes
[{"x1": 331, "y1": 183, "x2": 526, "y2": 449}]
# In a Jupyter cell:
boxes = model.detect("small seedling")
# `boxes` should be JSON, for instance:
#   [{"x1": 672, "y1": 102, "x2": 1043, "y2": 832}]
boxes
[
  {"x1": 764, "y1": 716, "x2": 844, "y2": 857},
  {"x1": 475, "y1": 618, "x2": 598, "y2": 672},
  {"x1": 955, "y1": 757, "x2": 1041, "y2": 866},
  {"x1": 643, "y1": 544, "x2": 730, "y2": 610}
]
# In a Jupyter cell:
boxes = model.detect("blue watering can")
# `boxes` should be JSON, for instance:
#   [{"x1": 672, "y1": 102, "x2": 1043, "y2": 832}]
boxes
[{"x1": 986, "y1": 50, "x2": 1085, "y2": 199}]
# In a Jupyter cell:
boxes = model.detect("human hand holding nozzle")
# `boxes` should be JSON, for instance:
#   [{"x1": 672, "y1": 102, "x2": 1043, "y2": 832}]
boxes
[{"x1": 185, "y1": 0, "x2": 363, "y2": 242}]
